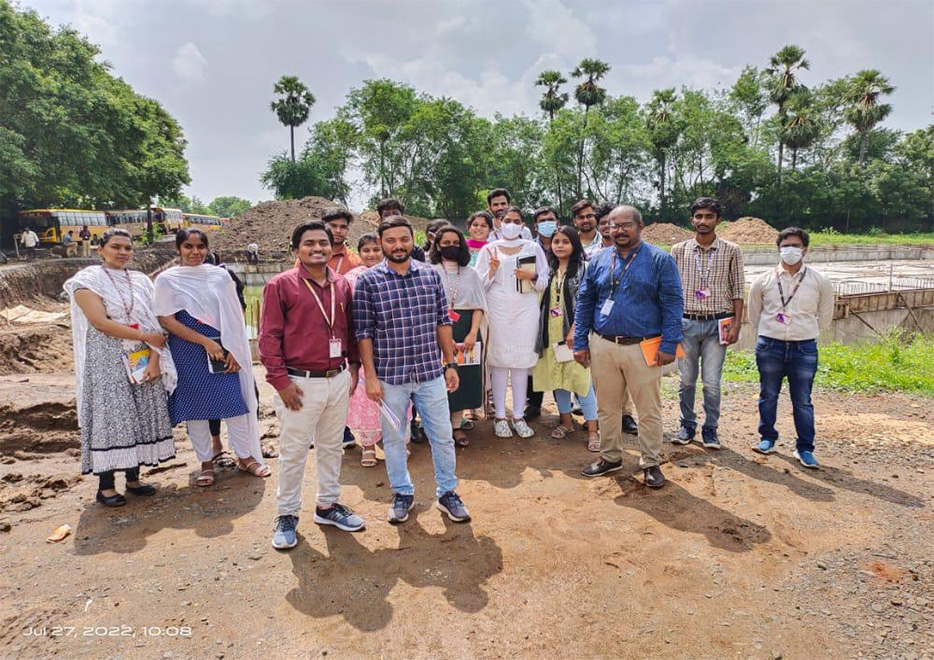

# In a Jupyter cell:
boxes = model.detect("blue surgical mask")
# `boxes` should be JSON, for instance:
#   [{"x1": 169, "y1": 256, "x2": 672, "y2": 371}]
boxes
[{"x1": 537, "y1": 221, "x2": 557, "y2": 238}]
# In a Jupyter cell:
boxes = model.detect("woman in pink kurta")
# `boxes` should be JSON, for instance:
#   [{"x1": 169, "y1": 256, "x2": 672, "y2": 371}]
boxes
[{"x1": 345, "y1": 234, "x2": 385, "y2": 467}]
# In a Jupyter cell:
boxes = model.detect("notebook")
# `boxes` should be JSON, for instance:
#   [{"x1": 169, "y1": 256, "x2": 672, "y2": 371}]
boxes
[
  {"x1": 205, "y1": 337, "x2": 230, "y2": 373},
  {"x1": 122, "y1": 347, "x2": 152, "y2": 385},
  {"x1": 718, "y1": 316, "x2": 735, "y2": 345},
  {"x1": 639, "y1": 336, "x2": 685, "y2": 366},
  {"x1": 515, "y1": 255, "x2": 537, "y2": 294}
]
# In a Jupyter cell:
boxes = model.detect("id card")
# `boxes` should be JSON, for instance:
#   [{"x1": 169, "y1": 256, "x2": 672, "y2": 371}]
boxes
[
  {"x1": 695, "y1": 288, "x2": 711, "y2": 299},
  {"x1": 448, "y1": 309, "x2": 461, "y2": 322},
  {"x1": 553, "y1": 342, "x2": 574, "y2": 363},
  {"x1": 550, "y1": 307, "x2": 563, "y2": 318},
  {"x1": 776, "y1": 312, "x2": 792, "y2": 326},
  {"x1": 329, "y1": 338, "x2": 343, "y2": 358},
  {"x1": 600, "y1": 299, "x2": 615, "y2": 316}
]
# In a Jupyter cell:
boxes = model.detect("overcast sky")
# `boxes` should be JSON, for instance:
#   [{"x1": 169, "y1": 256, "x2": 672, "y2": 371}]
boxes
[{"x1": 28, "y1": 0, "x2": 934, "y2": 209}]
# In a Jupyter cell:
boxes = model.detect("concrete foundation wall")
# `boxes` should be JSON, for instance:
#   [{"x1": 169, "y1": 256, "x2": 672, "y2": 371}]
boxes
[{"x1": 741, "y1": 245, "x2": 934, "y2": 265}]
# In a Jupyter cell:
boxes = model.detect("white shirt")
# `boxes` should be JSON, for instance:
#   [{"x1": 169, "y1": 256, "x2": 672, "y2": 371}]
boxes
[
  {"x1": 21, "y1": 230, "x2": 39, "y2": 248},
  {"x1": 747, "y1": 264, "x2": 834, "y2": 341}
]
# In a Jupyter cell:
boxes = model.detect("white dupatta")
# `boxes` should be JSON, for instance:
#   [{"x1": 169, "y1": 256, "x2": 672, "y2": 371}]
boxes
[
  {"x1": 153, "y1": 265, "x2": 263, "y2": 465},
  {"x1": 64, "y1": 265, "x2": 178, "y2": 427}
]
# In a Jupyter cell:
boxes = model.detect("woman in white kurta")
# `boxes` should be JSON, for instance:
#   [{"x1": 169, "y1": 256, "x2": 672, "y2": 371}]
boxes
[{"x1": 475, "y1": 206, "x2": 549, "y2": 439}]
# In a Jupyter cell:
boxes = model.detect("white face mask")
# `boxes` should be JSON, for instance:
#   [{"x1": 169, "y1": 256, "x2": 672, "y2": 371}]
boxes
[
  {"x1": 780, "y1": 246, "x2": 804, "y2": 265},
  {"x1": 500, "y1": 222, "x2": 522, "y2": 240}
]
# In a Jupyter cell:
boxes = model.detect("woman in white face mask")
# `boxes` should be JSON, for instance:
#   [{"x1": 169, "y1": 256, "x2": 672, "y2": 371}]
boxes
[{"x1": 475, "y1": 207, "x2": 549, "y2": 439}]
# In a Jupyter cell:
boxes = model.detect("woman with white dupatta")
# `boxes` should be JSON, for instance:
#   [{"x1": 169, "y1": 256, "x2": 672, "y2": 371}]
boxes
[
  {"x1": 154, "y1": 229, "x2": 269, "y2": 487},
  {"x1": 64, "y1": 228, "x2": 177, "y2": 507}
]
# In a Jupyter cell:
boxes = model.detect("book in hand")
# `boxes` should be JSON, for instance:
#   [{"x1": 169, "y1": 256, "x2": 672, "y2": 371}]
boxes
[
  {"x1": 205, "y1": 337, "x2": 230, "y2": 374},
  {"x1": 718, "y1": 316, "x2": 735, "y2": 345},
  {"x1": 454, "y1": 341, "x2": 482, "y2": 366},
  {"x1": 639, "y1": 336, "x2": 685, "y2": 367},
  {"x1": 515, "y1": 255, "x2": 537, "y2": 294},
  {"x1": 122, "y1": 347, "x2": 152, "y2": 385}
]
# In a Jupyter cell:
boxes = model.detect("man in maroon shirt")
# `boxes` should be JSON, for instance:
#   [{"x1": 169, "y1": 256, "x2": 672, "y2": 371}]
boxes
[{"x1": 260, "y1": 220, "x2": 364, "y2": 550}]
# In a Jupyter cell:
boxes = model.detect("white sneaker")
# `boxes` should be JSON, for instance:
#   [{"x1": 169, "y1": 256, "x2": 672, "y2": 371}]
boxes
[
  {"x1": 494, "y1": 419, "x2": 513, "y2": 438},
  {"x1": 512, "y1": 418, "x2": 535, "y2": 438}
]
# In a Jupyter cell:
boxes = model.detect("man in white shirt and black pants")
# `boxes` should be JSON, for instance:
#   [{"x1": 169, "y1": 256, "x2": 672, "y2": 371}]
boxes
[{"x1": 747, "y1": 227, "x2": 834, "y2": 468}]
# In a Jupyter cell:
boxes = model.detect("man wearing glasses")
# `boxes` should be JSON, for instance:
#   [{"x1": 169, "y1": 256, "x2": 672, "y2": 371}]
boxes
[
  {"x1": 573, "y1": 206, "x2": 683, "y2": 488},
  {"x1": 571, "y1": 199, "x2": 600, "y2": 252}
]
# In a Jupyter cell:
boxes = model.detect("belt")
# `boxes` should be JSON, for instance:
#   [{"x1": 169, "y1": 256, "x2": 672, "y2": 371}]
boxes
[
  {"x1": 598, "y1": 333, "x2": 660, "y2": 345},
  {"x1": 683, "y1": 312, "x2": 733, "y2": 321},
  {"x1": 286, "y1": 364, "x2": 345, "y2": 379}
]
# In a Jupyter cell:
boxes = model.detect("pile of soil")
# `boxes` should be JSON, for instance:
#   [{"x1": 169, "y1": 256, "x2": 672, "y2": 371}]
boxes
[
  {"x1": 719, "y1": 216, "x2": 779, "y2": 244},
  {"x1": 0, "y1": 321, "x2": 73, "y2": 376},
  {"x1": 642, "y1": 222, "x2": 693, "y2": 245}
]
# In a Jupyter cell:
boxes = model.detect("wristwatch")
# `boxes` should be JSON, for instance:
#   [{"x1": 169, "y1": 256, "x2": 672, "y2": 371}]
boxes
[{"x1": 444, "y1": 362, "x2": 458, "y2": 371}]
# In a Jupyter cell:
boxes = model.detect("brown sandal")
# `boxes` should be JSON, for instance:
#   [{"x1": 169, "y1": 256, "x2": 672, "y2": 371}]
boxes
[
  {"x1": 238, "y1": 458, "x2": 271, "y2": 478},
  {"x1": 453, "y1": 429, "x2": 470, "y2": 447},
  {"x1": 196, "y1": 468, "x2": 215, "y2": 487},
  {"x1": 587, "y1": 433, "x2": 601, "y2": 453},
  {"x1": 551, "y1": 424, "x2": 573, "y2": 439}
]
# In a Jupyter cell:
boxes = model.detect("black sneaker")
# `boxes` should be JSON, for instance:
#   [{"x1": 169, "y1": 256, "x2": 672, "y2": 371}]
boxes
[
  {"x1": 582, "y1": 458, "x2": 623, "y2": 478},
  {"x1": 622, "y1": 414, "x2": 639, "y2": 435},
  {"x1": 570, "y1": 405, "x2": 583, "y2": 416},
  {"x1": 524, "y1": 405, "x2": 542, "y2": 421},
  {"x1": 436, "y1": 491, "x2": 471, "y2": 522},
  {"x1": 388, "y1": 493, "x2": 415, "y2": 524},
  {"x1": 342, "y1": 426, "x2": 356, "y2": 448},
  {"x1": 643, "y1": 465, "x2": 666, "y2": 488},
  {"x1": 701, "y1": 427, "x2": 721, "y2": 449}
]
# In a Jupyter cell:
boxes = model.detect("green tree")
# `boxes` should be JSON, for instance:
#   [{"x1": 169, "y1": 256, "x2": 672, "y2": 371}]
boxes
[
  {"x1": 208, "y1": 196, "x2": 252, "y2": 218},
  {"x1": 730, "y1": 66, "x2": 768, "y2": 148},
  {"x1": 765, "y1": 44, "x2": 810, "y2": 183},
  {"x1": 571, "y1": 58, "x2": 611, "y2": 198},
  {"x1": 270, "y1": 75, "x2": 315, "y2": 163},
  {"x1": 535, "y1": 70, "x2": 569, "y2": 122},
  {"x1": 782, "y1": 91, "x2": 820, "y2": 172},
  {"x1": 645, "y1": 88, "x2": 681, "y2": 218},
  {"x1": 844, "y1": 69, "x2": 895, "y2": 166}
]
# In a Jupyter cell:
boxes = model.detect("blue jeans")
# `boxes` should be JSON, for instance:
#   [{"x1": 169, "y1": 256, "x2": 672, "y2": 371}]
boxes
[
  {"x1": 555, "y1": 382, "x2": 598, "y2": 421},
  {"x1": 678, "y1": 318, "x2": 727, "y2": 431},
  {"x1": 755, "y1": 336, "x2": 818, "y2": 453},
  {"x1": 380, "y1": 376, "x2": 458, "y2": 497}
]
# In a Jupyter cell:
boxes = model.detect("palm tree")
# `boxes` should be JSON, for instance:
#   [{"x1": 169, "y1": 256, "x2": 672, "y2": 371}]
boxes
[
  {"x1": 645, "y1": 88, "x2": 680, "y2": 217},
  {"x1": 270, "y1": 75, "x2": 316, "y2": 162},
  {"x1": 782, "y1": 92, "x2": 820, "y2": 172},
  {"x1": 570, "y1": 58, "x2": 610, "y2": 198},
  {"x1": 535, "y1": 70, "x2": 569, "y2": 123},
  {"x1": 765, "y1": 45, "x2": 810, "y2": 183},
  {"x1": 845, "y1": 69, "x2": 895, "y2": 166}
]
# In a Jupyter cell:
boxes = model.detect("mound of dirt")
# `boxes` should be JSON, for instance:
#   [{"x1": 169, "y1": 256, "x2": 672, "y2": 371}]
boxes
[
  {"x1": 353, "y1": 211, "x2": 431, "y2": 243},
  {"x1": 642, "y1": 222, "x2": 693, "y2": 245},
  {"x1": 0, "y1": 321, "x2": 73, "y2": 376},
  {"x1": 719, "y1": 217, "x2": 779, "y2": 245}
]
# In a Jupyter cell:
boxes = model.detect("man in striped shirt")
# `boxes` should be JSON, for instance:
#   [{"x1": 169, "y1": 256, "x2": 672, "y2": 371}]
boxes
[{"x1": 670, "y1": 197, "x2": 745, "y2": 449}]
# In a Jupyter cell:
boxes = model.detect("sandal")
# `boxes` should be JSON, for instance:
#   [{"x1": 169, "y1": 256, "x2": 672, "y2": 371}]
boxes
[
  {"x1": 551, "y1": 424, "x2": 573, "y2": 440},
  {"x1": 238, "y1": 458, "x2": 271, "y2": 478},
  {"x1": 212, "y1": 451, "x2": 236, "y2": 469},
  {"x1": 453, "y1": 429, "x2": 470, "y2": 447},
  {"x1": 262, "y1": 446, "x2": 279, "y2": 459},
  {"x1": 587, "y1": 433, "x2": 601, "y2": 453},
  {"x1": 459, "y1": 419, "x2": 475, "y2": 431},
  {"x1": 196, "y1": 468, "x2": 215, "y2": 487},
  {"x1": 361, "y1": 448, "x2": 378, "y2": 468}
]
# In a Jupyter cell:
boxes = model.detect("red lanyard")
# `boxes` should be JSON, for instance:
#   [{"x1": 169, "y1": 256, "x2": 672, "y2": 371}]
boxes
[{"x1": 301, "y1": 277, "x2": 336, "y2": 337}]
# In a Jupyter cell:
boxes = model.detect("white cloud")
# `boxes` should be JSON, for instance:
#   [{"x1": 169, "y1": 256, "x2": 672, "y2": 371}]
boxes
[
  {"x1": 172, "y1": 42, "x2": 209, "y2": 83},
  {"x1": 526, "y1": 0, "x2": 597, "y2": 58},
  {"x1": 609, "y1": 56, "x2": 741, "y2": 101}
]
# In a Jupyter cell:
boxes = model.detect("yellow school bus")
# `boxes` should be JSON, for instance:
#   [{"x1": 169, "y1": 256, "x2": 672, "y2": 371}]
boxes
[
  {"x1": 18, "y1": 209, "x2": 108, "y2": 244},
  {"x1": 183, "y1": 213, "x2": 224, "y2": 231},
  {"x1": 150, "y1": 207, "x2": 185, "y2": 233},
  {"x1": 105, "y1": 209, "x2": 150, "y2": 238}
]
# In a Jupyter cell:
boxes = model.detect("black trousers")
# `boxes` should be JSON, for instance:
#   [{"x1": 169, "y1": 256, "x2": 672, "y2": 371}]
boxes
[{"x1": 99, "y1": 467, "x2": 139, "y2": 491}]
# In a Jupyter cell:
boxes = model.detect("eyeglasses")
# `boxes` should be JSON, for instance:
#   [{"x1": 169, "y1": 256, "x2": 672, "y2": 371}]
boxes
[
  {"x1": 576, "y1": 213, "x2": 596, "y2": 220},
  {"x1": 608, "y1": 222, "x2": 637, "y2": 230}
]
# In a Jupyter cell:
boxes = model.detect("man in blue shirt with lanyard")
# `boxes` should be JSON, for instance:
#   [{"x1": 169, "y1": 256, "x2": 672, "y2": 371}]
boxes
[{"x1": 574, "y1": 205, "x2": 683, "y2": 488}]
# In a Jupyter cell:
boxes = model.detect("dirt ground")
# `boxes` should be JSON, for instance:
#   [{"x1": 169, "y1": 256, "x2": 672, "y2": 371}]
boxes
[{"x1": 0, "y1": 328, "x2": 931, "y2": 660}]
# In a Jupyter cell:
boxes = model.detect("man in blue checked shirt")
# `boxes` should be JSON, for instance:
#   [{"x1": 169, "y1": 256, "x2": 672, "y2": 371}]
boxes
[
  {"x1": 354, "y1": 215, "x2": 472, "y2": 525},
  {"x1": 573, "y1": 205, "x2": 683, "y2": 488}
]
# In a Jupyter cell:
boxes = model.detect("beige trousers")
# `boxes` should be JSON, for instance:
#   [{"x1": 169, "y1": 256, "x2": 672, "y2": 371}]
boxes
[{"x1": 590, "y1": 334, "x2": 663, "y2": 468}]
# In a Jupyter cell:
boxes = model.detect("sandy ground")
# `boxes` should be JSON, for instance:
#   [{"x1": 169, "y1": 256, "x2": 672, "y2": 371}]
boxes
[{"x1": 0, "y1": 360, "x2": 932, "y2": 660}]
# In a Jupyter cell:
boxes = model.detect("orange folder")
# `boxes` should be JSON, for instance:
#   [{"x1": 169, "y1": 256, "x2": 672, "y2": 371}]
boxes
[{"x1": 640, "y1": 336, "x2": 685, "y2": 366}]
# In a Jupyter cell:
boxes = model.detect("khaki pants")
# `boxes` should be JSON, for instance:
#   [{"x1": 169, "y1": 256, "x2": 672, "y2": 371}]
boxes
[
  {"x1": 81, "y1": 239, "x2": 90, "y2": 257},
  {"x1": 590, "y1": 334, "x2": 663, "y2": 468}
]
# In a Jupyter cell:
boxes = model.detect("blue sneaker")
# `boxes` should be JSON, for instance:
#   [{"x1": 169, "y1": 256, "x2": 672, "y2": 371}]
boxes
[
  {"x1": 752, "y1": 438, "x2": 777, "y2": 455},
  {"x1": 342, "y1": 426, "x2": 356, "y2": 448},
  {"x1": 314, "y1": 503, "x2": 365, "y2": 532},
  {"x1": 271, "y1": 514, "x2": 298, "y2": 550},
  {"x1": 794, "y1": 450, "x2": 820, "y2": 469},
  {"x1": 701, "y1": 428, "x2": 721, "y2": 449},
  {"x1": 388, "y1": 493, "x2": 415, "y2": 524},
  {"x1": 672, "y1": 426, "x2": 695, "y2": 445},
  {"x1": 437, "y1": 491, "x2": 471, "y2": 523}
]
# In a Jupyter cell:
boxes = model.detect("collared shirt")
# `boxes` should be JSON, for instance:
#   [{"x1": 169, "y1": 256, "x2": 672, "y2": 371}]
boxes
[
  {"x1": 353, "y1": 259, "x2": 451, "y2": 385},
  {"x1": 259, "y1": 265, "x2": 359, "y2": 390},
  {"x1": 584, "y1": 239, "x2": 612, "y2": 261},
  {"x1": 671, "y1": 236, "x2": 745, "y2": 315},
  {"x1": 79, "y1": 228, "x2": 91, "y2": 240},
  {"x1": 747, "y1": 265, "x2": 834, "y2": 341},
  {"x1": 328, "y1": 243, "x2": 361, "y2": 276},
  {"x1": 21, "y1": 230, "x2": 38, "y2": 247},
  {"x1": 574, "y1": 241, "x2": 684, "y2": 355}
]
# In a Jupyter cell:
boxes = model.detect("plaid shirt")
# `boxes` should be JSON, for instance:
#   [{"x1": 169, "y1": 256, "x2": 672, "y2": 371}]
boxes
[
  {"x1": 671, "y1": 236, "x2": 745, "y2": 315},
  {"x1": 353, "y1": 260, "x2": 451, "y2": 385}
]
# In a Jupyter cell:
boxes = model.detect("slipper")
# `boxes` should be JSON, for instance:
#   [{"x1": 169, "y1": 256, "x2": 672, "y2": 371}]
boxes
[
  {"x1": 453, "y1": 430, "x2": 470, "y2": 447},
  {"x1": 262, "y1": 446, "x2": 279, "y2": 459},
  {"x1": 587, "y1": 434, "x2": 601, "y2": 453},
  {"x1": 196, "y1": 469, "x2": 215, "y2": 487},
  {"x1": 211, "y1": 451, "x2": 236, "y2": 468},
  {"x1": 550, "y1": 424, "x2": 573, "y2": 439},
  {"x1": 361, "y1": 448, "x2": 378, "y2": 468},
  {"x1": 459, "y1": 419, "x2": 475, "y2": 431},
  {"x1": 238, "y1": 459, "x2": 271, "y2": 478}
]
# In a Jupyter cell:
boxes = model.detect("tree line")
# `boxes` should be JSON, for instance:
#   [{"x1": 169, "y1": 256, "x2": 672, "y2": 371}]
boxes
[
  {"x1": 0, "y1": 1, "x2": 190, "y2": 228},
  {"x1": 266, "y1": 49, "x2": 933, "y2": 233}
]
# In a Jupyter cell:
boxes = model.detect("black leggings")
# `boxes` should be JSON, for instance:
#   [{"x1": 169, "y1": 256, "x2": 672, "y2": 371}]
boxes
[{"x1": 99, "y1": 467, "x2": 139, "y2": 491}]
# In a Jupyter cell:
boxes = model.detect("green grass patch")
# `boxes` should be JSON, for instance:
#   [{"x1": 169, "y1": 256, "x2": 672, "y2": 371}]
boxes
[
  {"x1": 807, "y1": 230, "x2": 934, "y2": 247},
  {"x1": 722, "y1": 330, "x2": 934, "y2": 396}
]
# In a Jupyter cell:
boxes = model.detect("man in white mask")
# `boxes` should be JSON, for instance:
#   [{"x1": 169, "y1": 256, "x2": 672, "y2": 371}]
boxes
[{"x1": 747, "y1": 227, "x2": 833, "y2": 469}]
